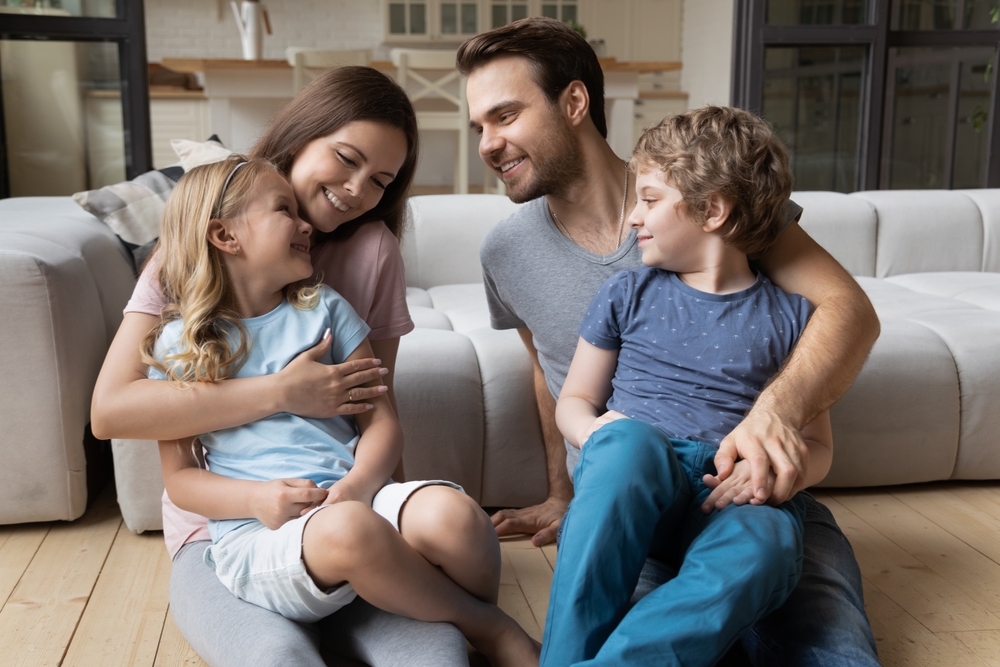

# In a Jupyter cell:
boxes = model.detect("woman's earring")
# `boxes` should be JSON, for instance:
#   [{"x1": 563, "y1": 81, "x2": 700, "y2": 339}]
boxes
[{"x1": 233, "y1": 243, "x2": 241, "y2": 257}]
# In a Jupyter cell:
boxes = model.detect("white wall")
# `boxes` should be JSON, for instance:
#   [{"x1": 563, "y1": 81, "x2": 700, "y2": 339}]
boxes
[
  {"x1": 680, "y1": 0, "x2": 734, "y2": 109},
  {"x1": 143, "y1": 0, "x2": 386, "y2": 62}
]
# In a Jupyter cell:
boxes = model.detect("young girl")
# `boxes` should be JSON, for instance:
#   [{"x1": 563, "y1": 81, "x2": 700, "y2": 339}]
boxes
[
  {"x1": 145, "y1": 156, "x2": 539, "y2": 667},
  {"x1": 90, "y1": 67, "x2": 482, "y2": 666}
]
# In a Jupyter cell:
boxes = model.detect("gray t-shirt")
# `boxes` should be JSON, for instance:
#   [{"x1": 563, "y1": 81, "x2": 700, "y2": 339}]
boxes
[
  {"x1": 480, "y1": 197, "x2": 642, "y2": 473},
  {"x1": 480, "y1": 195, "x2": 802, "y2": 476}
]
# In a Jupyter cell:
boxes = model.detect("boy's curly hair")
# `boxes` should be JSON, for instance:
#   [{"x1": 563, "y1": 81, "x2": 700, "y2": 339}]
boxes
[{"x1": 630, "y1": 106, "x2": 793, "y2": 257}]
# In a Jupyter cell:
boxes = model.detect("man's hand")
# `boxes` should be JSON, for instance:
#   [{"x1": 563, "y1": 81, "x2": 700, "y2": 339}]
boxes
[
  {"x1": 714, "y1": 407, "x2": 808, "y2": 505},
  {"x1": 491, "y1": 496, "x2": 569, "y2": 547},
  {"x1": 251, "y1": 478, "x2": 328, "y2": 530},
  {"x1": 701, "y1": 459, "x2": 776, "y2": 513}
]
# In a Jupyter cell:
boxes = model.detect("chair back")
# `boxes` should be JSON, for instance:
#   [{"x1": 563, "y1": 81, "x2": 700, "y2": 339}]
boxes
[
  {"x1": 390, "y1": 49, "x2": 464, "y2": 112},
  {"x1": 286, "y1": 48, "x2": 372, "y2": 93}
]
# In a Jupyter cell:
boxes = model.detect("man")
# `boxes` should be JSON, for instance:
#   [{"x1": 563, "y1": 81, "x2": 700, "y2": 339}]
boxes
[{"x1": 458, "y1": 17, "x2": 881, "y2": 666}]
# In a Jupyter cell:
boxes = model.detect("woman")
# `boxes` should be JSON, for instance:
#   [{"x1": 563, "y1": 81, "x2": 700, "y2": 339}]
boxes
[{"x1": 91, "y1": 67, "x2": 472, "y2": 667}]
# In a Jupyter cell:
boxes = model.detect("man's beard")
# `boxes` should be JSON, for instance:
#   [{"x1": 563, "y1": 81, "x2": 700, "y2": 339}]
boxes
[{"x1": 502, "y1": 121, "x2": 586, "y2": 204}]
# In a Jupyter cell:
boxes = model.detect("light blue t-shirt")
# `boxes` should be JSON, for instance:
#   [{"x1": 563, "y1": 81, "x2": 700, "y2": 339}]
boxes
[
  {"x1": 149, "y1": 285, "x2": 370, "y2": 541},
  {"x1": 580, "y1": 268, "x2": 811, "y2": 447}
]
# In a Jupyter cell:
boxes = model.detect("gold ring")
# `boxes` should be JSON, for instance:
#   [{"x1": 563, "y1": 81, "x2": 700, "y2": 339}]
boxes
[{"x1": 348, "y1": 390, "x2": 353, "y2": 402}]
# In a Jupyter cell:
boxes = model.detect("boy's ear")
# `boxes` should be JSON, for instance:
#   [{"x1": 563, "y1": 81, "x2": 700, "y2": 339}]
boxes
[
  {"x1": 702, "y1": 194, "x2": 732, "y2": 233},
  {"x1": 560, "y1": 80, "x2": 590, "y2": 128},
  {"x1": 207, "y1": 219, "x2": 239, "y2": 256}
]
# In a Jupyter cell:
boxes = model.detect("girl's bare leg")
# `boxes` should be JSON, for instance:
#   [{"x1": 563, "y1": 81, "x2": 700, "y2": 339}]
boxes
[
  {"x1": 397, "y1": 486, "x2": 501, "y2": 604},
  {"x1": 302, "y1": 501, "x2": 539, "y2": 667}
]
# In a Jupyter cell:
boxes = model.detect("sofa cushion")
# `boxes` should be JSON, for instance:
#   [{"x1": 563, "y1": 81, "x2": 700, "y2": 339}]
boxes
[
  {"x1": 885, "y1": 272, "x2": 1000, "y2": 311},
  {"x1": 852, "y1": 190, "x2": 985, "y2": 277},
  {"x1": 71, "y1": 167, "x2": 180, "y2": 247},
  {"x1": 958, "y1": 189, "x2": 1000, "y2": 272},
  {"x1": 793, "y1": 191, "x2": 877, "y2": 277},
  {"x1": 403, "y1": 195, "x2": 522, "y2": 288}
]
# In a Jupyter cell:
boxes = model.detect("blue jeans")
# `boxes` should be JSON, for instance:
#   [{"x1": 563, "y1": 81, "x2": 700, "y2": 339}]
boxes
[{"x1": 540, "y1": 419, "x2": 806, "y2": 667}]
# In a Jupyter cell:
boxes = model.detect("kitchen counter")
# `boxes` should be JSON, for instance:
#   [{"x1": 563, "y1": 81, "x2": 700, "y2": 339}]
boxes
[{"x1": 157, "y1": 56, "x2": 683, "y2": 164}]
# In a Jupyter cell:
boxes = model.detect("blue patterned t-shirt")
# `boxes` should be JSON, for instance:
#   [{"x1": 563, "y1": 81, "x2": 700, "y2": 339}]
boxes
[{"x1": 579, "y1": 268, "x2": 812, "y2": 446}]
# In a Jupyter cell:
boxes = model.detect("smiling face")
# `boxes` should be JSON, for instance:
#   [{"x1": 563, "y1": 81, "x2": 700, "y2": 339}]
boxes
[
  {"x1": 235, "y1": 170, "x2": 314, "y2": 294},
  {"x1": 289, "y1": 120, "x2": 408, "y2": 234},
  {"x1": 628, "y1": 168, "x2": 710, "y2": 272},
  {"x1": 467, "y1": 56, "x2": 583, "y2": 203}
]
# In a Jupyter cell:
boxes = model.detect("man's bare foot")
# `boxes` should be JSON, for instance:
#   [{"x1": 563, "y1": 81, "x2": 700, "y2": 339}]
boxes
[{"x1": 491, "y1": 496, "x2": 569, "y2": 547}]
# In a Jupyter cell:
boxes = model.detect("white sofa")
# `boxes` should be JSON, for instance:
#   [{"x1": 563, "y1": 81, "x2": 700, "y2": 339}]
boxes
[{"x1": 2, "y1": 190, "x2": 999, "y2": 528}]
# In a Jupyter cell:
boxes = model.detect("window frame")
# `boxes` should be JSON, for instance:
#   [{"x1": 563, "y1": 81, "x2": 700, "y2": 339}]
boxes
[
  {"x1": 0, "y1": 0, "x2": 151, "y2": 199},
  {"x1": 732, "y1": 0, "x2": 1000, "y2": 189}
]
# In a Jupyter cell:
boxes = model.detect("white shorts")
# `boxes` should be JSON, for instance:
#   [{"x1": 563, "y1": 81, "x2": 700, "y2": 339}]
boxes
[{"x1": 204, "y1": 479, "x2": 463, "y2": 623}]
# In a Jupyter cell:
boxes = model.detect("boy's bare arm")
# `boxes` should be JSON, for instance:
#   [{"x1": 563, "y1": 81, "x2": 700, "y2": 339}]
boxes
[
  {"x1": 556, "y1": 338, "x2": 621, "y2": 448},
  {"x1": 718, "y1": 224, "x2": 879, "y2": 504}
]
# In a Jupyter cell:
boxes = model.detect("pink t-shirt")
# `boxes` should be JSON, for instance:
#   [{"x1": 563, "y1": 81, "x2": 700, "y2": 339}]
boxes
[{"x1": 125, "y1": 221, "x2": 414, "y2": 558}]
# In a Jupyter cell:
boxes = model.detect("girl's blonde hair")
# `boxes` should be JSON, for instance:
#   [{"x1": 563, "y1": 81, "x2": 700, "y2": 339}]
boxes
[{"x1": 141, "y1": 156, "x2": 320, "y2": 384}]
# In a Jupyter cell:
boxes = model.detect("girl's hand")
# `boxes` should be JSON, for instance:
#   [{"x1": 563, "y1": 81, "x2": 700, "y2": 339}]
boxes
[
  {"x1": 277, "y1": 330, "x2": 389, "y2": 418},
  {"x1": 252, "y1": 478, "x2": 328, "y2": 529},
  {"x1": 321, "y1": 478, "x2": 372, "y2": 507},
  {"x1": 701, "y1": 459, "x2": 776, "y2": 513},
  {"x1": 580, "y1": 410, "x2": 629, "y2": 445}
]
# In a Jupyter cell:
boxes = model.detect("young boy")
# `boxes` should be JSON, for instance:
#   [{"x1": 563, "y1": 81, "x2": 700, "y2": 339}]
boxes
[{"x1": 540, "y1": 106, "x2": 834, "y2": 667}]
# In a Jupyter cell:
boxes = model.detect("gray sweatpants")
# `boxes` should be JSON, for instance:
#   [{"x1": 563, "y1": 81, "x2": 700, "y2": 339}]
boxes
[{"x1": 170, "y1": 540, "x2": 470, "y2": 667}]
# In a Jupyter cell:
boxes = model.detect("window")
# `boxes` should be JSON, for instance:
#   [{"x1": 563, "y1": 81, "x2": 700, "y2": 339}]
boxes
[
  {"x1": 0, "y1": 0, "x2": 151, "y2": 198},
  {"x1": 384, "y1": 0, "x2": 577, "y2": 41},
  {"x1": 734, "y1": 0, "x2": 1000, "y2": 190}
]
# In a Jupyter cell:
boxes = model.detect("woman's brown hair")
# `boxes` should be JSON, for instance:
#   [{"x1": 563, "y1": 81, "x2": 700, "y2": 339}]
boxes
[{"x1": 251, "y1": 66, "x2": 418, "y2": 242}]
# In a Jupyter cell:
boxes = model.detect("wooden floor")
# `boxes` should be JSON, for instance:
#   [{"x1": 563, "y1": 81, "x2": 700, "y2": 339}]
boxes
[{"x1": 4, "y1": 484, "x2": 1000, "y2": 666}]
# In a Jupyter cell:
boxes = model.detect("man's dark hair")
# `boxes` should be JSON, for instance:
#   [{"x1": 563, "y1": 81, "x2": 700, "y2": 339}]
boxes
[{"x1": 457, "y1": 16, "x2": 606, "y2": 138}]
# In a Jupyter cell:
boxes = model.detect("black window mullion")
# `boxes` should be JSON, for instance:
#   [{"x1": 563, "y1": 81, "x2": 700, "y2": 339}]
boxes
[
  {"x1": 0, "y1": 15, "x2": 129, "y2": 39},
  {"x1": 889, "y1": 30, "x2": 1000, "y2": 48},
  {"x1": 121, "y1": 0, "x2": 151, "y2": 177},
  {"x1": 0, "y1": 85, "x2": 7, "y2": 199},
  {"x1": 862, "y1": 0, "x2": 890, "y2": 190},
  {"x1": 987, "y1": 49, "x2": 1000, "y2": 187},
  {"x1": 761, "y1": 24, "x2": 879, "y2": 43}
]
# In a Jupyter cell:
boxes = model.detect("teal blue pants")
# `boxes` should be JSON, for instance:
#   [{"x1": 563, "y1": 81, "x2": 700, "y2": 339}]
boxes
[{"x1": 540, "y1": 419, "x2": 805, "y2": 667}]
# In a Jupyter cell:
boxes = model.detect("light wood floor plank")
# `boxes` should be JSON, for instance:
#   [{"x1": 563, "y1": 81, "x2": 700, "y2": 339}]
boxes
[
  {"x1": 153, "y1": 609, "x2": 208, "y2": 667},
  {"x1": 895, "y1": 487, "x2": 1000, "y2": 566},
  {"x1": 498, "y1": 544, "x2": 542, "y2": 641},
  {"x1": 863, "y1": 577, "x2": 992, "y2": 667},
  {"x1": 540, "y1": 543, "x2": 557, "y2": 572},
  {"x1": 63, "y1": 523, "x2": 173, "y2": 667},
  {"x1": 0, "y1": 524, "x2": 49, "y2": 609},
  {"x1": 0, "y1": 488, "x2": 121, "y2": 667},
  {"x1": 823, "y1": 493, "x2": 1000, "y2": 633},
  {"x1": 501, "y1": 538, "x2": 553, "y2": 634},
  {"x1": 833, "y1": 490, "x2": 1000, "y2": 617},
  {"x1": 944, "y1": 631, "x2": 1000, "y2": 666}
]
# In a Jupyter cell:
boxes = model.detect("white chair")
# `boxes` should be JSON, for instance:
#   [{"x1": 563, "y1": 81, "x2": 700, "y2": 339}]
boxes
[
  {"x1": 285, "y1": 48, "x2": 372, "y2": 94},
  {"x1": 390, "y1": 48, "x2": 470, "y2": 194}
]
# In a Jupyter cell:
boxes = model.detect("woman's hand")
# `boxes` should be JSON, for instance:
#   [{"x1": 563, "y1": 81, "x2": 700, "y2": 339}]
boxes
[
  {"x1": 251, "y1": 478, "x2": 329, "y2": 529},
  {"x1": 276, "y1": 330, "x2": 389, "y2": 418}
]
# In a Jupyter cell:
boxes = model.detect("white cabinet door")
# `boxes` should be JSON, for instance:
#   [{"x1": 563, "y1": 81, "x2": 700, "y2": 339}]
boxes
[{"x1": 150, "y1": 97, "x2": 211, "y2": 169}]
